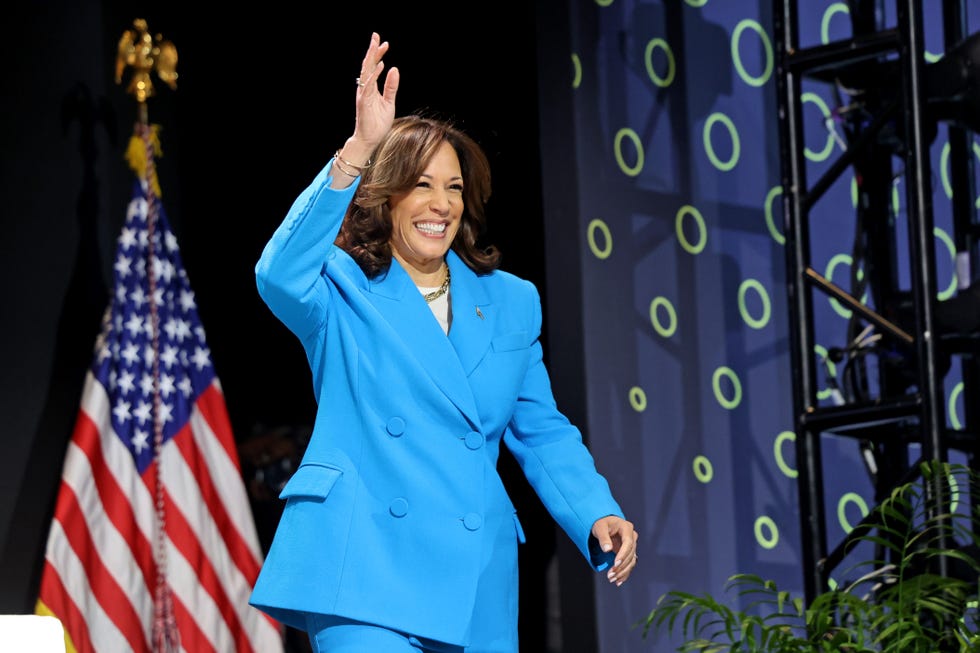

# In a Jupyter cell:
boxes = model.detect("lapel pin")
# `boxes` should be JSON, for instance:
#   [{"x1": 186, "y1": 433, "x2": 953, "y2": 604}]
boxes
[{"x1": 476, "y1": 307, "x2": 484, "y2": 320}]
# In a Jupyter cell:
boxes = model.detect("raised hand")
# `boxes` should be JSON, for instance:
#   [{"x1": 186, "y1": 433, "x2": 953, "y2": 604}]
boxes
[{"x1": 352, "y1": 32, "x2": 399, "y2": 152}]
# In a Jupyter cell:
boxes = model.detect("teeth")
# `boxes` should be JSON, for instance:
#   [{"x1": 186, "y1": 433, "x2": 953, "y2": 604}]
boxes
[{"x1": 416, "y1": 222, "x2": 446, "y2": 234}]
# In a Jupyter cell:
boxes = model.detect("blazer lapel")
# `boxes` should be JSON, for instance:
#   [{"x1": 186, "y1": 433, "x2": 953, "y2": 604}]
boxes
[
  {"x1": 446, "y1": 254, "x2": 493, "y2": 378},
  {"x1": 366, "y1": 255, "x2": 482, "y2": 428}
]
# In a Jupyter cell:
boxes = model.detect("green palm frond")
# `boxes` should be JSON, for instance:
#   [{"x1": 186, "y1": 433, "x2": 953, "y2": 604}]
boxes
[{"x1": 642, "y1": 461, "x2": 980, "y2": 652}]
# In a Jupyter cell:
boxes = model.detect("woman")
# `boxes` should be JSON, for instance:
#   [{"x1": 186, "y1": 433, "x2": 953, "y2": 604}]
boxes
[{"x1": 249, "y1": 32, "x2": 637, "y2": 653}]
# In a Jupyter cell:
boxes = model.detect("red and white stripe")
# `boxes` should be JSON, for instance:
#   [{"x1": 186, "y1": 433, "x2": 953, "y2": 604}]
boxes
[{"x1": 36, "y1": 372, "x2": 284, "y2": 653}]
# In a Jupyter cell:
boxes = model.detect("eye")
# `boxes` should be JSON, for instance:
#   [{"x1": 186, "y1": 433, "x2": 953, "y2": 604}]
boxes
[
  {"x1": 416, "y1": 180, "x2": 432, "y2": 189},
  {"x1": 449, "y1": 183, "x2": 464, "y2": 193}
]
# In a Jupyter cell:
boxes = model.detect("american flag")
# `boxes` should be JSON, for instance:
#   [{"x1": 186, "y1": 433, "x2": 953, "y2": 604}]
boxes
[{"x1": 34, "y1": 136, "x2": 284, "y2": 652}]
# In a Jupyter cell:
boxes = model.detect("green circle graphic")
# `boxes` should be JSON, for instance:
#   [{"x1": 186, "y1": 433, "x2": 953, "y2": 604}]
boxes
[
  {"x1": 628, "y1": 386, "x2": 647, "y2": 412},
  {"x1": 820, "y1": 3, "x2": 849, "y2": 45},
  {"x1": 948, "y1": 473, "x2": 961, "y2": 514},
  {"x1": 703, "y1": 113, "x2": 741, "y2": 172},
  {"x1": 738, "y1": 278, "x2": 771, "y2": 329},
  {"x1": 693, "y1": 455, "x2": 713, "y2": 483},
  {"x1": 571, "y1": 53, "x2": 583, "y2": 89},
  {"x1": 825, "y1": 253, "x2": 866, "y2": 319},
  {"x1": 712, "y1": 366, "x2": 742, "y2": 409},
  {"x1": 650, "y1": 297, "x2": 677, "y2": 337},
  {"x1": 940, "y1": 140, "x2": 980, "y2": 209},
  {"x1": 764, "y1": 185, "x2": 785, "y2": 245},
  {"x1": 614, "y1": 128, "x2": 644, "y2": 177},
  {"x1": 586, "y1": 219, "x2": 613, "y2": 259},
  {"x1": 935, "y1": 227, "x2": 957, "y2": 300},
  {"x1": 675, "y1": 205, "x2": 707, "y2": 254},
  {"x1": 774, "y1": 430, "x2": 797, "y2": 478},
  {"x1": 685, "y1": 0, "x2": 708, "y2": 6},
  {"x1": 645, "y1": 38, "x2": 676, "y2": 88},
  {"x1": 838, "y1": 492, "x2": 869, "y2": 534},
  {"x1": 850, "y1": 175, "x2": 900, "y2": 215},
  {"x1": 814, "y1": 343, "x2": 838, "y2": 401},
  {"x1": 731, "y1": 19, "x2": 773, "y2": 87},
  {"x1": 801, "y1": 92, "x2": 835, "y2": 162},
  {"x1": 595, "y1": 0, "x2": 614, "y2": 6},
  {"x1": 754, "y1": 516, "x2": 779, "y2": 549},
  {"x1": 949, "y1": 381, "x2": 963, "y2": 430}
]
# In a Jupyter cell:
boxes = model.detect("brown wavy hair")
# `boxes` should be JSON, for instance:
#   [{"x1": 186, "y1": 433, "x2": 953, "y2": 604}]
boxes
[{"x1": 335, "y1": 114, "x2": 501, "y2": 278}]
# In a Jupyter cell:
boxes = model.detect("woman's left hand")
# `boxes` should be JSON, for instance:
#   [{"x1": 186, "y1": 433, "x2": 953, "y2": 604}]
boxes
[
  {"x1": 591, "y1": 515, "x2": 638, "y2": 586},
  {"x1": 352, "y1": 32, "x2": 399, "y2": 150}
]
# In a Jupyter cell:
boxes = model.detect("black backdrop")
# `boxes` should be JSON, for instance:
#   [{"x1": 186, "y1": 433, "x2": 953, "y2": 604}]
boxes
[{"x1": 0, "y1": 2, "x2": 589, "y2": 651}]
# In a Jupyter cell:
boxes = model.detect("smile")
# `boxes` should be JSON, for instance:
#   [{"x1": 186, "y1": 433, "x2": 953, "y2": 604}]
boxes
[{"x1": 415, "y1": 222, "x2": 447, "y2": 235}]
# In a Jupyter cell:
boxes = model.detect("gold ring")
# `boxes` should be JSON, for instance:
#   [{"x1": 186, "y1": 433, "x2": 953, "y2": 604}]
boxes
[{"x1": 355, "y1": 77, "x2": 366, "y2": 87}]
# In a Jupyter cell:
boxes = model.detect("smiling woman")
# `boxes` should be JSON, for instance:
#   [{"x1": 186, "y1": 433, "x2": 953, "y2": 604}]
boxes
[
  {"x1": 387, "y1": 141, "x2": 465, "y2": 283},
  {"x1": 0, "y1": 4, "x2": 551, "y2": 652},
  {"x1": 248, "y1": 32, "x2": 637, "y2": 653}
]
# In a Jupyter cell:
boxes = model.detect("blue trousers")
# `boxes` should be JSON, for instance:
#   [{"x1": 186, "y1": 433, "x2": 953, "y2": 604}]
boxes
[{"x1": 306, "y1": 511, "x2": 520, "y2": 653}]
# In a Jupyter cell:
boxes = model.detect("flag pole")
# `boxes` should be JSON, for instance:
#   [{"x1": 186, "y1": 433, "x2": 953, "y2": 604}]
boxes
[
  {"x1": 115, "y1": 17, "x2": 177, "y2": 197},
  {"x1": 115, "y1": 19, "x2": 180, "y2": 653},
  {"x1": 36, "y1": 19, "x2": 281, "y2": 651}
]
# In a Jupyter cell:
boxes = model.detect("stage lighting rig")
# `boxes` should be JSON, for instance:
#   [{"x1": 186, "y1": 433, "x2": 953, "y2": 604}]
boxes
[{"x1": 827, "y1": 30, "x2": 980, "y2": 152}]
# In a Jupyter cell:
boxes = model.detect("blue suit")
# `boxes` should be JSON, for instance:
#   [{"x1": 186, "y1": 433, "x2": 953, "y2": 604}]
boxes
[{"x1": 249, "y1": 159, "x2": 624, "y2": 648}]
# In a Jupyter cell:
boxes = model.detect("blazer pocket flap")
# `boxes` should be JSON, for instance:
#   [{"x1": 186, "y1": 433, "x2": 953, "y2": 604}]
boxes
[
  {"x1": 279, "y1": 463, "x2": 343, "y2": 501},
  {"x1": 512, "y1": 512, "x2": 527, "y2": 544},
  {"x1": 491, "y1": 331, "x2": 528, "y2": 352}
]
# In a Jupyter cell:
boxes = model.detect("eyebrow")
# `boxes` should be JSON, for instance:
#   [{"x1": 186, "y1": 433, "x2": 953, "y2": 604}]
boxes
[{"x1": 420, "y1": 172, "x2": 464, "y2": 182}]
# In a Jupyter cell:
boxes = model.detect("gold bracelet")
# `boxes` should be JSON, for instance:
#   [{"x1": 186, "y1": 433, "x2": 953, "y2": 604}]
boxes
[
  {"x1": 332, "y1": 157, "x2": 360, "y2": 178},
  {"x1": 334, "y1": 149, "x2": 372, "y2": 170}
]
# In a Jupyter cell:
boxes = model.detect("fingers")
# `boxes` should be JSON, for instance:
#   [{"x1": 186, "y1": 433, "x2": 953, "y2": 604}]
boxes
[
  {"x1": 355, "y1": 33, "x2": 398, "y2": 103},
  {"x1": 608, "y1": 545, "x2": 638, "y2": 586},
  {"x1": 358, "y1": 33, "x2": 390, "y2": 92},
  {"x1": 612, "y1": 522, "x2": 638, "y2": 564},
  {"x1": 382, "y1": 66, "x2": 400, "y2": 103},
  {"x1": 350, "y1": 32, "x2": 397, "y2": 147},
  {"x1": 593, "y1": 527, "x2": 613, "y2": 554},
  {"x1": 596, "y1": 516, "x2": 638, "y2": 586}
]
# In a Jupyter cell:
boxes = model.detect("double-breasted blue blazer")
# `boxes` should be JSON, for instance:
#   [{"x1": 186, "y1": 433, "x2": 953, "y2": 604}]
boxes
[{"x1": 249, "y1": 159, "x2": 624, "y2": 646}]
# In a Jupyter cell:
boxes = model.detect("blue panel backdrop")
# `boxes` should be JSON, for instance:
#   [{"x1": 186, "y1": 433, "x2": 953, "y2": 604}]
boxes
[{"x1": 536, "y1": 1, "x2": 980, "y2": 651}]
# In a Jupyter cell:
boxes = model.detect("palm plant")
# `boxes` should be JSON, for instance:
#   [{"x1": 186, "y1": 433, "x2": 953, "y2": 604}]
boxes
[{"x1": 642, "y1": 461, "x2": 980, "y2": 652}]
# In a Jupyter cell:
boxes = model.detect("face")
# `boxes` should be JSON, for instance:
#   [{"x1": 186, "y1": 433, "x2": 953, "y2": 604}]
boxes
[{"x1": 388, "y1": 140, "x2": 464, "y2": 276}]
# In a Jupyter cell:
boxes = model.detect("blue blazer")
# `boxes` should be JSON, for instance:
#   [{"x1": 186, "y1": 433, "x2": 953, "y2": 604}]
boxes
[{"x1": 249, "y1": 160, "x2": 624, "y2": 645}]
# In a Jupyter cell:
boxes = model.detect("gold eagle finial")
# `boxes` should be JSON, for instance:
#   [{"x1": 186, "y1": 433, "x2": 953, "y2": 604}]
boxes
[{"x1": 115, "y1": 18, "x2": 178, "y2": 104}]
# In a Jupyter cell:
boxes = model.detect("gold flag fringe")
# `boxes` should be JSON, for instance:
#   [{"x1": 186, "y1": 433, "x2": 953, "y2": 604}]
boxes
[{"x1": 125, "y1": 124, "x2": 163, "y2": 197}]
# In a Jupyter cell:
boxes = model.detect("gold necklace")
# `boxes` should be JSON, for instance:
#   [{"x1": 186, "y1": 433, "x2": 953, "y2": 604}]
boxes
[{"x1": 423, "y1": 264, "x2": 451, "y2": 303}]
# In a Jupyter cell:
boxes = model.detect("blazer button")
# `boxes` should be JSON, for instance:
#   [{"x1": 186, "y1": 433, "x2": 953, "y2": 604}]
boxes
[
  {"x1": 463, "y1": 513, "x2": 483, "y2": 531},
  {"x1": 464, "y1": 431, "x2": 484, "y2": 450},
  {"x1": 386, "y1": 417, "x2": 406, "y2": 437},
  {"x1": 390, "y1": 498, "x2": 409, "y2": 518}
]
